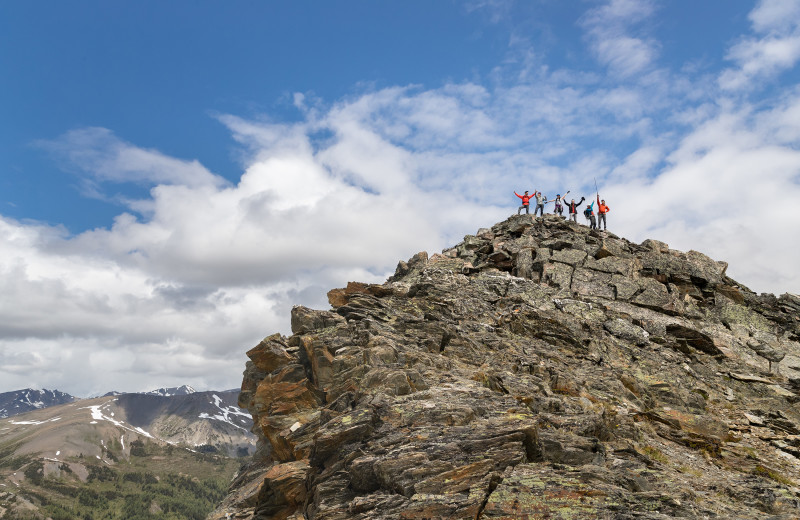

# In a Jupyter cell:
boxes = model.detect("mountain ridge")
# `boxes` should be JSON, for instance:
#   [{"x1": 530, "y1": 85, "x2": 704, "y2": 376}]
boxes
[
  {"x1": 1, "y1": 385, "x2": 216, "y2": 420},
  {"x1": 211, "y1": 214, "x2": 800, "y2": 519},
  {"x1": 0, "y1": 389, "x2": 77, "y2": 419}
]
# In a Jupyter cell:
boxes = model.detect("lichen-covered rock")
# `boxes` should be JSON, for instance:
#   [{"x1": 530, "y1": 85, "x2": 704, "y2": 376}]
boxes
[
  {"x1": 290, "y1": 305, "x2": 345, "y2": 334},
  {"x1": 211, "y1": 214, "x2": 800, "y2": 520},
  {"x1": 604, "y1": 318, "x2": 650, "y2": 346}
]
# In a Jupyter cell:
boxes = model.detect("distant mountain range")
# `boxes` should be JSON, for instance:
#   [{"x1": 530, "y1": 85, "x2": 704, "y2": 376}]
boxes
[
  {"x1": 1, "y1": 389, "x2": 254, "y2": 456},
  {"x1": 0, "y1": 388, "x2": 77, "y2": 419},
  {"x1": 1, "y1": 385, "x2": 215, "y2": 419},
  {"x1": 102, "y1": 384, "x2": 198, "y2": 398},
  {"x1": 0, "y1": 388, "x2": 254, "y2": 519}
]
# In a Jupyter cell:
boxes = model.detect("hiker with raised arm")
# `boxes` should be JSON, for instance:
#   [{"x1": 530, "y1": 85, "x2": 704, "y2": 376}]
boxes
[
  {"x1": 533, "y1": 191, "x2": 547, "y2": 217},
  {"x1": 567, "y1": 196, "x2": 585, "y2": 223},
  {"x1": 597, "y1": 195, "x2": 610, "y2": 231},
  {"x1": 552, "y1": 191, "x2": 569, "y2": 217},
  {"x1": 514, "y1": 190, "x2": 533, "y2": 215},
  {"x1": 584, "y1": 200, "x2": 597, "y2": 230}
]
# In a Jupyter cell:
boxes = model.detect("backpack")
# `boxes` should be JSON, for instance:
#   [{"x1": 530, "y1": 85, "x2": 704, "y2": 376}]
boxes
[{"x1": 583, "y1": 207, "x2": 591, "y2": 218}]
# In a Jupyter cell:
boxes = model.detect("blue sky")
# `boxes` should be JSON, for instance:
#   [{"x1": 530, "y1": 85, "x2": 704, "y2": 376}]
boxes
[{"x1": 2, "y1": 0, "x2": 800, "y2": 396}]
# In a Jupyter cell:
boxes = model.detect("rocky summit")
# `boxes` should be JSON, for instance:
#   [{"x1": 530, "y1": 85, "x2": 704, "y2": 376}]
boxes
[{"x1": 210, "y1": 214, "x2": 800, "y2": 520}]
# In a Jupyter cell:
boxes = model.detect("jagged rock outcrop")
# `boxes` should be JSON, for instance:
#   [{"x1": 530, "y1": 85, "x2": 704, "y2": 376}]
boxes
[{"x1": 210, "y1": 214, "x2": 800, "y2": 519}]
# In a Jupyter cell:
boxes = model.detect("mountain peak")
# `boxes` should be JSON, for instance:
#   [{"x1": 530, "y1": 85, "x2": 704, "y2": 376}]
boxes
[
  {"x1": 143, "y1": 385, "x2": 196, "y2": 397},
  {"x1": 212, "y1": 214, "x2": 800, "y2": 519}
]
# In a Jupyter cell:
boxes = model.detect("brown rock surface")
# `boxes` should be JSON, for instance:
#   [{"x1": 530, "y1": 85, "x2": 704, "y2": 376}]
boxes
[{"x1": 210, "y1": 214, "x2": 800, "y2": 519}]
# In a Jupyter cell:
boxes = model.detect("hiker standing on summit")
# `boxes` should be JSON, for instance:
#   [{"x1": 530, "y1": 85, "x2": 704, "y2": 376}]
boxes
[
  {"x1": 514, "y1": 190, "x2": 533, "y2": 214},
  {"x1": 584, "y1": 200, "x2": 597, "y2": 229},
  {"x1": 597, "y1": 195, "x2": 610, "y2": 231},
  {"x1": 553, "y1": 194, "x2": 566, "y2": 217},
  {"x1": 566, "y1": 196, "x2": 585, "y2": 223},
  {"x1": 533, "y1": 191, "x2": 547, "y2": 217}
]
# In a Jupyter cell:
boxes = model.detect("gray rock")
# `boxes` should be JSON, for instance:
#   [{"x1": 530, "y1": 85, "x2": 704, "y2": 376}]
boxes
[
  {"x1": 572, "y1": 268, "x2": 615, "y2": 300},
  {"x1": 604, "y1": 318, "x2": 650, "y2": 346},
  {"x1": 211, "y1": 214, "x2": 800, "y2": 520}
]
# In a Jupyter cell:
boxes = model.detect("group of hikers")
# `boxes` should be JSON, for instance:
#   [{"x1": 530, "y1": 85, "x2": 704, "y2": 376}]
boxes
[{"x1": 514, "y1": 190, "x2": 609, "y2": 231}]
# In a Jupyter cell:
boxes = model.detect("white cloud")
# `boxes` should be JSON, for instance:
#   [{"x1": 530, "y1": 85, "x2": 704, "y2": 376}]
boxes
[
  {"x1": 4, "y1": 3, "x2": 800, "y2": 396},
  {"x1": 750, "y1": 0, "x2": 800, "y2": 34},
  {"x1": 606, "y1": 95, "x2": 800, "y2": 293},
  {"x1": 38, "y1": 128, "x2": 227, "y2": 193},
  {"x1": 0, "y1": 102, "x2": 510, "y2": 396},
  {"x1": 580, "y1": 0, "x2": 659, "y2": 77},
  {"x1": 720, "y1": 0, "x2": 800, "y2": 90},
  {"x1": 464, "y1": 0, "x2": 514, "y2": 23}
]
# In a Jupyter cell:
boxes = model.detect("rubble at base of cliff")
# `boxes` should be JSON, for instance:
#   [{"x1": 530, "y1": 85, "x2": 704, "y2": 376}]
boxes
[{"x1": 209, "y1": 214, "x2": 800, "y2": 520}]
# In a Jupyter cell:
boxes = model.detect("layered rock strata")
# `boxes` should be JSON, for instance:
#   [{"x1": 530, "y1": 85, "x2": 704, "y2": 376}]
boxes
[{"x1": 210, "y1": 214, "x2": 800, "y2": 519}]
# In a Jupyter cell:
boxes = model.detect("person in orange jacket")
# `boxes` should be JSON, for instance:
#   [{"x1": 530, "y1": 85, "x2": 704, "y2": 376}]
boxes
[
  {"x1": 514, "y1": 190, "x2": 533, "y2": 214},
  {"x1": 597, "y1": 195, "x2": 610, "y2": 231}
]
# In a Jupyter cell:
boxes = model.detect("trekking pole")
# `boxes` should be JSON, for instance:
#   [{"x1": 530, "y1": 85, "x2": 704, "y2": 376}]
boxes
[{"x1": 594, "y1": 178, "x2": 599, "y2": 199}]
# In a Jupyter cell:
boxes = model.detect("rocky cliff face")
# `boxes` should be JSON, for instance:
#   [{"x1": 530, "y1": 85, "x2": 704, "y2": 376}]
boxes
[{"x1": 210, "y1": 214, "x2": 800, "y2": 519}]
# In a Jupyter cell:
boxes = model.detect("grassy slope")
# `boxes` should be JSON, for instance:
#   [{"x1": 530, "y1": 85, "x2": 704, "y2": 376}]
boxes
[{"x1": 0, "y1": 439, "x2": 241, "y2": 520}]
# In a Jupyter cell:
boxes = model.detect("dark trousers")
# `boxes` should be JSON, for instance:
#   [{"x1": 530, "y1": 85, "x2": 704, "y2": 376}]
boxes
[
  {"x1": 598, "y1": 213, "x2": 607, "y2": 229},
  {"x1": 534, "y1": 204, "x2": 544, "y2": 216},
  {"x1": 518, "y1": 205, "x2": 529, "y2": 214}
]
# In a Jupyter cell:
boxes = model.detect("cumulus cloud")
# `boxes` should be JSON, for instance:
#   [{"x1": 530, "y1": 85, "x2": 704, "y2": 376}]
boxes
[
  {"x1": 0, "y1": 95, "x2": 514, "y2": 395},
  {"x1": 603, "y1": 94, "x2": 800, "y2": 292},
  {"x1": 720, "y1": 0, "x2": 800, "y2": 90},
  {"x1": 3, "y1": 2, "x2": 800, "y2": 396}
]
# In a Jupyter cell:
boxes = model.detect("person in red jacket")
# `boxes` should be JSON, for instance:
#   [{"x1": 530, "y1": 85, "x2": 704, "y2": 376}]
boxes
[
  {"x1": 514, "y1": 190, "x2": 533, "y2": 215},
  {"x1": 597, "y1": 195, "x2": 610, "y2": 231}
]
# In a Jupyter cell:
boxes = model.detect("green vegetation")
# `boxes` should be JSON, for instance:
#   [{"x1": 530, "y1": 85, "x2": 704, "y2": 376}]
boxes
[
  {"x1": 640, "y1": 444, "x2": 669, "y2": 464},
  {"x1": 30, "y1": 471, "x2": 230, "y2": 520},
  {"x1": 0, "y1": 439, "x2": 33, "y2": 471},
  {"x1": 753, "y1": 464, "x2": 796, "y2": 487},
  {"x1": 0, "y1": 442, "x2": 240, "y2": 520}
]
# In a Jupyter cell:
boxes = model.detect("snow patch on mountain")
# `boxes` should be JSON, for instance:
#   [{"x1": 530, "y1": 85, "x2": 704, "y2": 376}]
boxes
[
  {"x1": 80, "y1": 401, "x2": 155, "y2": 439},
  {"x1": 0, "y1": 389, "x2": 76, "y2": 419},
  {"x1": 198, "y1": 394, "x2": 250, "y2": 431},
  {"x1": 10, "y1": 417, "x2": 62, "y2": 426},
  {"x1": 143, "y1": 385, "x2": 196, "y2": 397}
]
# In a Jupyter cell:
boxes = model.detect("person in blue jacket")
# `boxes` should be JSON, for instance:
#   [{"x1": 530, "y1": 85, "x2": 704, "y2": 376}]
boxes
[{"x1": 583, "y1": 200, "x2": 597, "y2": 229}]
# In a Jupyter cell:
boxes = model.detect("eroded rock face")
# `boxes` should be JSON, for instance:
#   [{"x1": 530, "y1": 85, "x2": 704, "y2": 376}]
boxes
[{"x1": 210, "y1": 215, "x2": 800, "y2": 520}]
